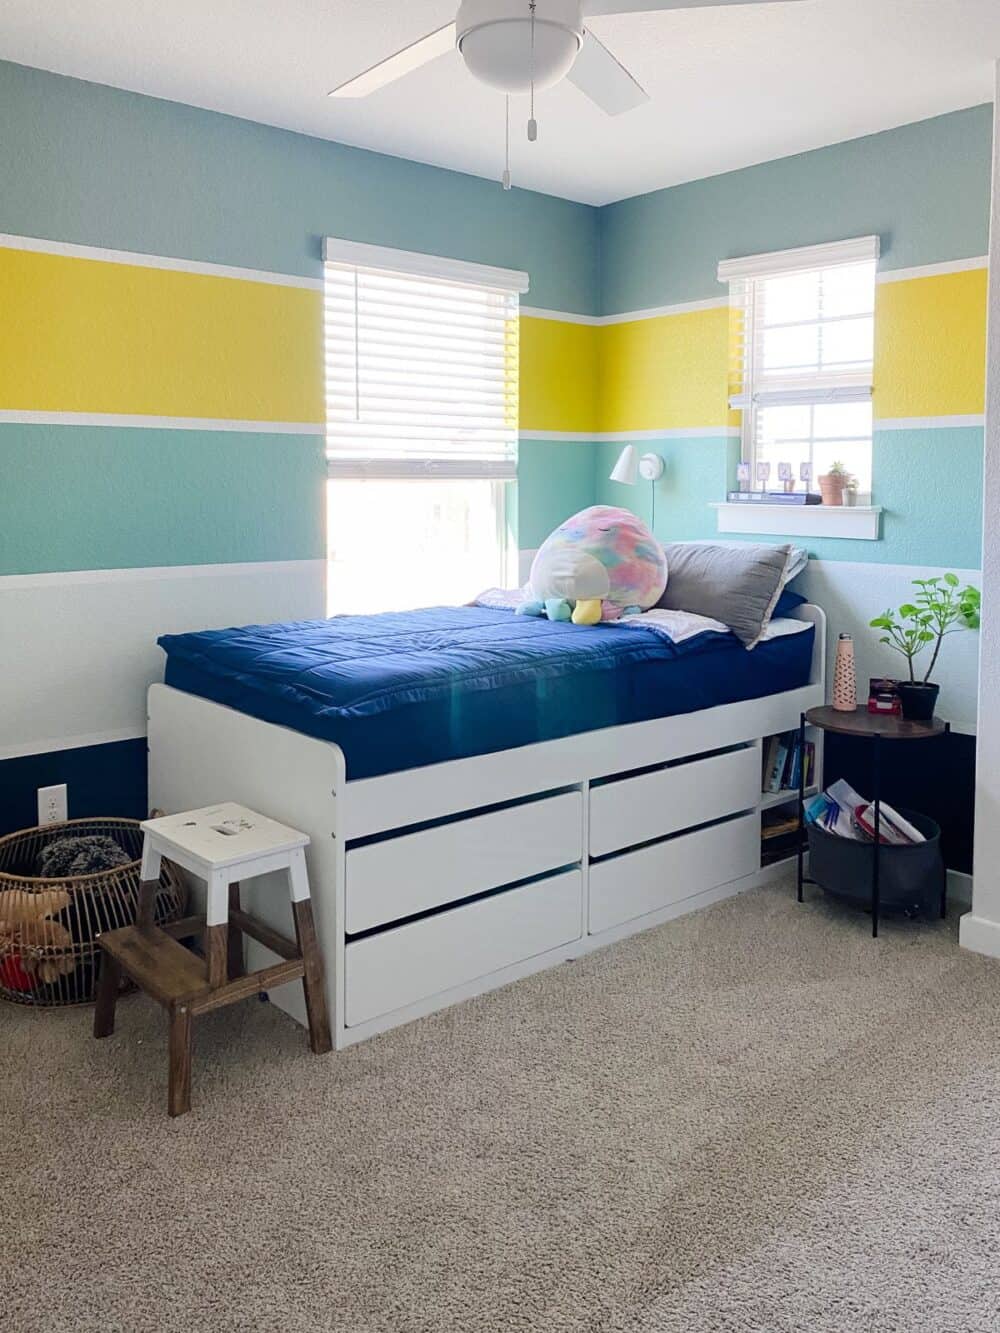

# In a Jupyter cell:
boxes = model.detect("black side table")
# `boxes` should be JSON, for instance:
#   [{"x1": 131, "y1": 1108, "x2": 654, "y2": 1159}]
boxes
[{"x1": 797, "y1": 705, "x2": 949, "y2": 937}]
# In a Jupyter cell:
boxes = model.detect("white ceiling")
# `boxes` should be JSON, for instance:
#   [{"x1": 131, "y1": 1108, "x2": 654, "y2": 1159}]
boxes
[{"x1": 1, "y1": 1, "x2": 997, "y2": 206}]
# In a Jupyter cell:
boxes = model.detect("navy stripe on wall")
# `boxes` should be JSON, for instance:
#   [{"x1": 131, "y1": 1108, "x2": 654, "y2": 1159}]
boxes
[
  {"x1": 0, "y1": 739, "x2": 147, "y2": 838},
  {"x1": 824, "y1": 730, "x2": 975, "y2": 875}
]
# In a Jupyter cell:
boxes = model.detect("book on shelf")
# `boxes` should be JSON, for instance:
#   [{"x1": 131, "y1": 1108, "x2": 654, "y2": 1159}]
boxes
[
  {"x1": 761, "y1": 809, "x2": 800, "y2": 840},
  {"x1": 761, "y1": 733, "x2": 816, "y2": 795},
  {"x1": 768, "y1": 737, "x2": 790, "y2": 793}
]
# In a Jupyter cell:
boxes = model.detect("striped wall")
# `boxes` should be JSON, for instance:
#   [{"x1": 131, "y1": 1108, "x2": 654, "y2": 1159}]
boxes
[
  {"x1": 1, "y1": 57, "x2": 992, "y2": 838},
  {"x1": 0, "y1": 60, "x2": 602, "y2": 825},
  {"x1": 589, "y1": 108, "x2": 992, "y2": 844}
]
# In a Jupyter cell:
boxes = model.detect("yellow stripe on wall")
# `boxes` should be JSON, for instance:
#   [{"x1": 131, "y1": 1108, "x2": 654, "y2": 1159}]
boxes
[
  {"x1": 600, "y1": 305, "x2": 734, "y2": 434},
  {"x1": 874, "y1": 267, "x2": 987, "y2": 420},
  {"x1": 0, "y1": 245, "x2": 324, "y2": 423},
  {"x1": 519, "y1": 315, "x2": 599, "y2": 433}
]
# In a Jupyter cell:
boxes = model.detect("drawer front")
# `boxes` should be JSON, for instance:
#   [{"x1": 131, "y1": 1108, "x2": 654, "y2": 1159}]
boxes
[
  {"x1": 589, "y1": 812, "x2": 758, "y2": 935},
  {"x1": 345, "y1": 790, "x2": 582, "y2": 934},
  {"x1": 589, "y1": 746, "x2": 759, "y2": 858},
  {"x1": 345, "y1": 869, "x2": 583, "y2": 1027}
]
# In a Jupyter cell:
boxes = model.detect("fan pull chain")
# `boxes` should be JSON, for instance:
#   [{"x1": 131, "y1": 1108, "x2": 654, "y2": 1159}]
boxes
[
  {"x1": 527, "y1": 1, "x2": 538, "y2": 142},
  {"x1": 502, "y1": 94, "x2": 512, "y2": 190}
]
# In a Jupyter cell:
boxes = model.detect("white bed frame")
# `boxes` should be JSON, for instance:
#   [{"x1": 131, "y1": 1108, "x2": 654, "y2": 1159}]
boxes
[{"x1": 147, "y1": 605, "x2": 825, "y2": 1049}]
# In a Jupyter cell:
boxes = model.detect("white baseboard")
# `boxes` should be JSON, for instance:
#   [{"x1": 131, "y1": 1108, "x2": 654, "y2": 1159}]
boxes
[
  {"x1": 959, "y1": 910, "x2": 1000, "y2": 959},
  {"x1": 948, "y1": 869, "x2": 973, "y2": 910}
]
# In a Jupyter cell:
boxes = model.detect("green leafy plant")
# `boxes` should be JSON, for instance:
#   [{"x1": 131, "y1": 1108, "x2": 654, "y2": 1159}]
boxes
[
  {"x1": 827, "y1": 460, "x2": 850, "y2": 478},
  {"x1": 870, "y1": 574, "x2": 981, "y2": 683}
]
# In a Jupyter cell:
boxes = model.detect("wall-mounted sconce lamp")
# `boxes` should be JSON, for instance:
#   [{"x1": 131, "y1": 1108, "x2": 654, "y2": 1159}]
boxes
[{"x1": 609, "y1": 444, "x2": 665, "y2": 527}]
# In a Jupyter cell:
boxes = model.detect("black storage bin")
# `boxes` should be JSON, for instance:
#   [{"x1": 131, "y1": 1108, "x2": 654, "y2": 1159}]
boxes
[{"x1": 807, "y1": 807, "x2": 945, "y2": 919}]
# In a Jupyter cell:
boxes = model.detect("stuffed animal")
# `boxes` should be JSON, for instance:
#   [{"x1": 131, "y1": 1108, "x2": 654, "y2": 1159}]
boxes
[
  {"x1": 518, "y1": 506, "x2": 667, "y2": 625},
  {"x1": 0, "y1": 888, "x2": 75, "y2": 988},
  {"x1": 37, "y1": 835, "x2": 130, "y2": 879}
]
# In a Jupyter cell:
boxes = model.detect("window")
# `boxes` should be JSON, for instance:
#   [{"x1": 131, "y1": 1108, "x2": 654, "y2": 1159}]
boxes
[
  {"x1": 719, "y1": 237, "x2": 879, "y2": 497},
  {"x1": 323, "y1": 238, "x2": 527, "y2": 614}
]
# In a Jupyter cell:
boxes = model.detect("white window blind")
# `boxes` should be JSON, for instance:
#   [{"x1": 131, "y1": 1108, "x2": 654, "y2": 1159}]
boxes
[
  {"x1": 324, "y1": 238, "x2": 528, "y2": 480},
  {"x1": 719, "y1": 236, "x2": 879, "y2": 410}
]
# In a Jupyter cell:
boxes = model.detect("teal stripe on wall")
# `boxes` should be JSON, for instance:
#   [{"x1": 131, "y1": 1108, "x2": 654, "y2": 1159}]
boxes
[
  {"x1": 592, "y1": 427, "x2": 983, "y2": 570},
  {"x1": 0, "y1": 424, "x2": 324, "y2": 574},
  {"x1": 599, "y1": 106, "x2": 993, "y2": 315},
  {"x1": 517, "y1": 439, "x2": 602, "y2": 548},
  {"x1": 0, "y1": 61, "x2": 601, "y2": 317}
]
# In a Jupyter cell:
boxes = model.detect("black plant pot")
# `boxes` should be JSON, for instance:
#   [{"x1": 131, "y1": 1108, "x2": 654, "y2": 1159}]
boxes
[{"x1": 897, "y1": 680, "x2": 940, "y2": 722}]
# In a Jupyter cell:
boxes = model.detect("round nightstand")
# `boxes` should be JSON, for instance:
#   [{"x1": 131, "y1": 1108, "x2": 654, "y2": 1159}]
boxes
[{"x1": 796, "y1": 706, "x2": 949, "y2": 937}]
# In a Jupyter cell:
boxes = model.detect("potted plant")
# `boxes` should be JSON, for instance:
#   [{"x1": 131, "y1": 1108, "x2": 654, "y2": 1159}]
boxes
[
  {"x1": 818, "y1": 460, "x2": 850, "y2": 506},
  {"x1": 869, "y1": 575, "x2": 981, "y2": 720}
]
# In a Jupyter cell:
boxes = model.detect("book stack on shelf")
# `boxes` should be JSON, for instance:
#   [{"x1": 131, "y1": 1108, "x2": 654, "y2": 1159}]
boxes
[
  {"x1": 760, "y1": 806, "x2": 801, "y2": 865},
  {"x1": 761, "y1": 731, "x2": 816, "y2": 799},
  {"x1": 759, "y1": 732, "x2": 817, "y2": 866}
]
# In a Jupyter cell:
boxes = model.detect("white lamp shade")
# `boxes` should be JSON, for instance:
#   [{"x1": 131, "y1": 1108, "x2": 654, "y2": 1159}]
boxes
[{"x1": 609, "y1": 444, "x2": 638, "y2": 485}]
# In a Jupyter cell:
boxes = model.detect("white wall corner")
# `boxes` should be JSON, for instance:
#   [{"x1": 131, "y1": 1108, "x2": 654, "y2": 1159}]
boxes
[{"x1": 964, "y1": 64, "x2": 1000, "y2": 956}]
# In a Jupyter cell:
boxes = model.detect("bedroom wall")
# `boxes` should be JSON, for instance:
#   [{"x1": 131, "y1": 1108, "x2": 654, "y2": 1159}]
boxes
[
  {"x1": 591, "y1": 105, "x2": 993, "y2": 870},
  {"x1": 0, "y1": 59, "x2": 601, "y2": 833}
]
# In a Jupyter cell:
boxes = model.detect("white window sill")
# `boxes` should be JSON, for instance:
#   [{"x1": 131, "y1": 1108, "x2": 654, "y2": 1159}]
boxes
[{"x1": 711, "y1": 502, "x2": 882, "y2": 541}]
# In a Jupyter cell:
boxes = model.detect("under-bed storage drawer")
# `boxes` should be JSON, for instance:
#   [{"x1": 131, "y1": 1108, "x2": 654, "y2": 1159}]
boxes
[
  {"x1": 345, "y1": 790, "x2": 582, "y2": 934},
  {"x1": 589, "y1": 812, "x2": 758, "y2": 935},
  {"x1": 589, "y1": 746, "x2": 759, "y2": 858},
  {"x1": 345, "y1": 868, "x2": 582, "y2": 1027}
]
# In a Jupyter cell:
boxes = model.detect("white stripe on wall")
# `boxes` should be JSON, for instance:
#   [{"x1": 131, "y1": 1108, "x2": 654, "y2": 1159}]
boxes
[
  {"x1": 874, "y1": 414, "x2": 986, "y2": 431},
  {"x1": 0, "y1": 558, "x2": 325, "y2": 592},
  {"x1": 521, "y1": 297, "x2": 729, "y2": 326},
  {"x1": 2, "y1": 728, "x2": 146, "y2": 763},
  {"x1": 0, "y1": 409, "x2": 324, "y2": 434},
  {"x1": 876, "y1": 256, "x2": 988, "y2": 284},
  {"x1": 1, "y1": 414, "x2": 981, "y2": 443},
  {"x1": 0, "y1": 230, "x2": 324, "y2": 290},
  {"x1": 522, "y1": 417, "x2": 985, "y2": 444},
  {"x1": 522, "y1": 427, "x2": 740, "y2": 442},
  {"x1": 0, "y1": 559, "x2": 326, "y2": 762}
]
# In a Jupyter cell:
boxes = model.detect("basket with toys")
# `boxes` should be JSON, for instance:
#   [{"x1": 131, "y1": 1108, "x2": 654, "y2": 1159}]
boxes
[{"x1": 0, "y1": 817, "x2": 186, "y2": 1007}]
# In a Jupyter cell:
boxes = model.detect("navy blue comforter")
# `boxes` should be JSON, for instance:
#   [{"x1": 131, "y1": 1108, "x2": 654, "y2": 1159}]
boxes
[{"x1": 159, "y1": 606, "x2": 813, "y2": 780}]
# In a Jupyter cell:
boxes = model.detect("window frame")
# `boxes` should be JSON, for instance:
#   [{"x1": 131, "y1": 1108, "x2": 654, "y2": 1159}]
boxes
[
  {"x1": 719, "y1": 236, "x2": 880, "y2": 500},
  {"x1": 322, "y1": 238, "x2": 526, "y2": 612}
]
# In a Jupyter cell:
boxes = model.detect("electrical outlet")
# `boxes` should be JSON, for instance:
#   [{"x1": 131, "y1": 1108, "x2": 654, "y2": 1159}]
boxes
[{"x1": 38, "y1": 784, "x2": 68, "y2": 826}]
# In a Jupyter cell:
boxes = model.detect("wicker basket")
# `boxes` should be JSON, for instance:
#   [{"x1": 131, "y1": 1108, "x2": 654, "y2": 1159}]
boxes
[{"x1": 0, "y1": 817, "x2": 187, "y2": 1007}]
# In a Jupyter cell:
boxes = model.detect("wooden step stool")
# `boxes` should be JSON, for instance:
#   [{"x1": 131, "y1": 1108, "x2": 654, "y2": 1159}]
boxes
[{"x1": 94, "y1": 803, "x2": 332, "y2": 1116}]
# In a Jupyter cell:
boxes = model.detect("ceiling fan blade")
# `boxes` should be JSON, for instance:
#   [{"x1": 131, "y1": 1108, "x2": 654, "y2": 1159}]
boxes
[
  {"x1": 584, "y1": 0, "x2": 807, "y2": 15},
  {"x1": 328, "y1": 22, "x2": 456, "y2": 98},
  {"x1": 567, "y1": 30, "x2": 649, "y2": 115}
]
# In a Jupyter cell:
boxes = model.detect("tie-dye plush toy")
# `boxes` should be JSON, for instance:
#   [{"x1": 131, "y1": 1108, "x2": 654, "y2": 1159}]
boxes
[{"x1": 519, "y1": 506, "x2": 667, "y2": 625}]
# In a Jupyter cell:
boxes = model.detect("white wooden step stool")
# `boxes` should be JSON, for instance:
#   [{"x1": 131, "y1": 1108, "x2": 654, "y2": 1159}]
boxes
[{"x1": 94, "y1": 802, "x2": 332, "y2": 1116}]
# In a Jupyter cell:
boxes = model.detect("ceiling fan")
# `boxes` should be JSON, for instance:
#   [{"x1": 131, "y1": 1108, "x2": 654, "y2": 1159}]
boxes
[{"x1": 329, "y1": 0, "x2": 806, "y2": 186}]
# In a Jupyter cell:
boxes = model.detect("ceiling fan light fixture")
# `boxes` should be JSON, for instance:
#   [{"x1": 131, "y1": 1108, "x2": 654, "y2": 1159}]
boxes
[{"x1": 456, "y1": 0, "x2": 584, "y2": 94}]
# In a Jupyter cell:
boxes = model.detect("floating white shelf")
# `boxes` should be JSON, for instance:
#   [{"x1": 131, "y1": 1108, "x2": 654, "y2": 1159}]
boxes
[{"x1": 712, "y1": 502, "x2": 882, "y2": 541}]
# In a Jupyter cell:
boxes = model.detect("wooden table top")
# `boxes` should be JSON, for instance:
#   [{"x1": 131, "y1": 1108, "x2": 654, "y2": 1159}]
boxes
[{"x1": 804, "y1": 705, "x2": 947, "y2": 740}]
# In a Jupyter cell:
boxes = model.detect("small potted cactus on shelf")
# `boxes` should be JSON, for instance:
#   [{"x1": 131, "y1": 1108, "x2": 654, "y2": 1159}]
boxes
[{"x1": 818, "y1": 460, "x2": 850, "y2": 506}]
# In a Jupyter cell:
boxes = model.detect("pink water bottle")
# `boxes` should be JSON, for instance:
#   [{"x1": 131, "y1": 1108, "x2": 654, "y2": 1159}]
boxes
[{"x1": 832, "y1": 633, "x2": 857, "y2": 712}]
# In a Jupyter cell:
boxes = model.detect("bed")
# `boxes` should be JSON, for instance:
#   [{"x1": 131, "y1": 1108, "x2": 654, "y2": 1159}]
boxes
[{"x1": 148, "y1": 601, "x2": 826, "y2": 1048}]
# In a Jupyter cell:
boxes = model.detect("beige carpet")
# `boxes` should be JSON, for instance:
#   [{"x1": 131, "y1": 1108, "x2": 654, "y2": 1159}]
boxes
[{"x1": 4, "y1": 878, "x2": 1000, "y2": 1333}]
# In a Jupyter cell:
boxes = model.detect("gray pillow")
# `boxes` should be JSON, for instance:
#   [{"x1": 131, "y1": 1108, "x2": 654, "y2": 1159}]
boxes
[{"x1": 657, "y1": 542, "x2": 795, "y2": 648}]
